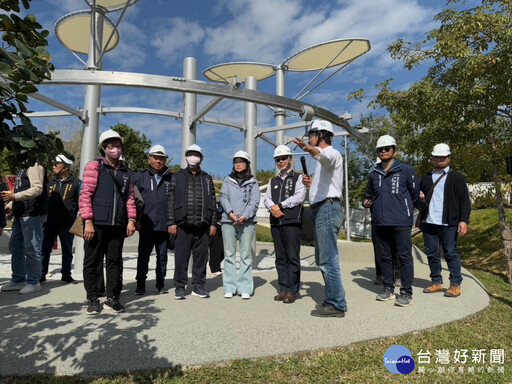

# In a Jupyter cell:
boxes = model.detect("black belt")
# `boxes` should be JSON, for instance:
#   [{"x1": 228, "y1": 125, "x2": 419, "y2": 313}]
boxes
[{"x1": 310, "y1": 198, "x2": 341, "y2": 210}]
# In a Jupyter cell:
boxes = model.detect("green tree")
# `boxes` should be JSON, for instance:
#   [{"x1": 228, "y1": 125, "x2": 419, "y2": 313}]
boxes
[
  {"x1": 351, "y1": 0, "x2": 512, "y2": 282},
  {"x1": 0, "y1": 0, "x2": 63, "y2": 169},
  {"x1": 111, "y1": 123, "x2": 152, "y2": 172}
]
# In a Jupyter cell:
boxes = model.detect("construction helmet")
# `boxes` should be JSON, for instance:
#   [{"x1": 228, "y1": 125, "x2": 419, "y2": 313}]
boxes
[
  {"x1": 274, "y1": 145, "x2": 292, "y2": 158},
  {"x1": 54, "y1": 154, "x2": 74, "y2": 165},
  {"x1": 185, "y1": 144, "x2": 203, "y2": 159},
  {"x1": 99, "y1": 130, "x2": 123, "y2": 148},
  {"x1": 233, "y1": 150, "x2": 251, "y2": 163},
  {"x1": 375, "y1": 135, "x2": 397, "y2": 149},
  {"x1": 309, "y1": 120, "x2": 334, "y2": 134},
  {"x1": 148, "y1": 144, "x2": 168, "y2": 158},
  {"x1": 432, "y1": 143, "x2": 451, "y2": 156}
]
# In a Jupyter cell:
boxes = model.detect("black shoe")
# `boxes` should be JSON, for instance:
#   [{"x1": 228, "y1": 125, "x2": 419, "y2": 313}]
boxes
[
  {"x1": 314, "y1": 301, "x2": 348, "y2": 312},
  {"x1": 156, "y1": 285, "x2": 169, "y2": 294},
  {"x1": 104, "y1": 297, "x2": 125, "y2": 313},
  {"x1": 39, "y1": 276, "x2": 46, "y2": 283},
  {"x1": 135, "y1": 284, "x2": 145, "y2": 295},
  {"x1": 87, "y1": 299, "x2": 101, "y2": 315},
  {"x1": 310, "y1": 304, "x2": 346, "y2": 318},
  {"x1": 61, "y1": 276, "x2": 78, "y2": 284},
  {"x1": 174, "y1": 287, "x2": 186, "y2": 300}
]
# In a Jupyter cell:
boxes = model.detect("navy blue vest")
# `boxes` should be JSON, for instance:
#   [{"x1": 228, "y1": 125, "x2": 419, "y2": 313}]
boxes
[
  {"x1": 12, "y1": 166, "x2": 48, "y2": 217},
  {"x1": 269, "y1": 171, "x2": 303, "y2": 226}
]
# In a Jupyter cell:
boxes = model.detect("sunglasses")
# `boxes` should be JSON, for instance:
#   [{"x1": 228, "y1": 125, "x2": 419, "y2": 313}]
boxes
[
  {"x1": 275, "y1": 156, "x2": 289, "y2": 163},
  {"x1": 377, "y1": 146, "x2": 393, "y2": 153}
]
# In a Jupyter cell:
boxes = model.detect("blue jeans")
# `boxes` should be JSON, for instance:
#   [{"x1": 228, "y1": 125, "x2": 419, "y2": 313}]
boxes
[
  {"x1": 422, "y1": 223, "x2": 462, "y2": 285},
  {"x1": 311, "y1": 202, "x2": 347, "y2": 311},
  {"x1": 9, "y1": 215, "x2": 46, "y2": 285},
  {"x1": 221, "y1": 223, "x2": 255, "y2": 295}
]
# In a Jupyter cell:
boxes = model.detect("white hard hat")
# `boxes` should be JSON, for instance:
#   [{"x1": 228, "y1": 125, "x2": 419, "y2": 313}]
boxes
[
  {"x1": 233, "y1": 150, "x2": 251, "y2": 163},
  {"x1": 148, "y1": 144, "x2": 168, "y2": 158},
  {"x1": 375, "y1": 135, "x2": 397, "y2": 149},
  {"x1": 185, "y1": 144, "x2": 203, "y2": 158},
  {"x1": 432, "y1": 143, "x2": 451, "y2": 156},
  {"x1": 274, "y1": 145, "x2": 292, "y2": 158},
  {"x1": 55, "y1": 154, "x2": 74, "y2": 165},
  {"x1": 309, "y1": 120, "x2": 334, "y2": 134},
  {"x1": 99, "y1": 129, "x2": 123, "y2": 147}
]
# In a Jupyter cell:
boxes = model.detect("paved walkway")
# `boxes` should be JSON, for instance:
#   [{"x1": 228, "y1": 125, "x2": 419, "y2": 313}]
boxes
[{"x1": 0, "y1": 232, "x2": 489, "y2": 376}]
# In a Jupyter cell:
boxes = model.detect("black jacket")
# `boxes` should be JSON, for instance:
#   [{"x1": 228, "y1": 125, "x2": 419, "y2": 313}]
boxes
[
  {"x1": 269, "y1": 171, "x2": 303, "y2": 226},
  {"x1": 132, "y1": 166, "x2": 172, "y2": 232},
  {"x1": 167, "y1": 168, "x2": 216, "y2": 228},
  {"x1": 420, "y1": 169, "x2": 471, "y2": 226},
  {"x1": 47, "y1": 175, "x2": 80, "y2": 226}
]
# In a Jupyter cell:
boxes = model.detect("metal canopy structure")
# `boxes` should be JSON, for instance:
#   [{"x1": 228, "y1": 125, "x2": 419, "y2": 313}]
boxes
[
  {"x1": 55, "y1": 11, "x2": 119, "y2": 55},
  {"x1": 83, "y1": 0, "x2": 140, "y2": 12}
]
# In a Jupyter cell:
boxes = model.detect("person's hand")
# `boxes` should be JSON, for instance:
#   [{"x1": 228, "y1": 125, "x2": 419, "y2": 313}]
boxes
[
  {"x1": 127, "y1": 221, "x2": 136, "y2": 237},
  {"x1": 238, "y1": 216, "x2": 246, "y2": 225},
  {"x1": 363, "y1": 199, "x2": 373, "y2": 208},
  {"x1": 293, "y1": 137, "x2": 308, "y2": 151},
  {"x1": 84, "y1": 220, "x2": 95, "y2": 241},
  {"x1": 168, "y1": 225, "x2": 177, "y2": 236},
  {"x1": 458, "y1": 222, "x2": 468, "y2": 237},
  {"x1": 229, "y1": 212, "x2": 239, "y2": 223},
  {"x1": 270, "y1": 204, "x2": 280, "y2": 216},
  {"x1": 209, "y1": 225, "x2": 217, "y2": 237},
  {"x1": 1, "y1": 191, "x2": 15, "y2": 202},
  {"x1": 302, "y1": 174, "x2": 312, "y2": 188}
]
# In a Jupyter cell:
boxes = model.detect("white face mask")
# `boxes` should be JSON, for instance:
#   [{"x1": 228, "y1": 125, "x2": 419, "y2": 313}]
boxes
[{"x1": 186, "y1": 155, "x2": 201, "y2": 166}]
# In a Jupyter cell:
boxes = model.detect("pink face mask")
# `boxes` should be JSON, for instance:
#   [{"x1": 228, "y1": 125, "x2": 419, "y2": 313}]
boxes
[
  {"x1": 105, "y1": 147, "x2": 122, "y2": 160},
  {"x1": 186, "y1": 155, "x2": 201, "y2": 166}
]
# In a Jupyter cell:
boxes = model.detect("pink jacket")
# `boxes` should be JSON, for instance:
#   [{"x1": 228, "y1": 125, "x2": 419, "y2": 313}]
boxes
[{"x1": 79, "y1": 157, "x2": 136, "y2": 222}]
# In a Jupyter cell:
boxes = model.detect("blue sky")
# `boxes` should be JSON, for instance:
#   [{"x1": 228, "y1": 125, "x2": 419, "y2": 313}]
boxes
[{"x1": 21, "y1": 0, "x2": 454, "y2": 176}]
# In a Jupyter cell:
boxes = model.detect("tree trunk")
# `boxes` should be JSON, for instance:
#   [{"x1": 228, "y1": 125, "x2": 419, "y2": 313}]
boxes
[{"x1": 491, "y1": 159, "x2": 512, "y2": 283}]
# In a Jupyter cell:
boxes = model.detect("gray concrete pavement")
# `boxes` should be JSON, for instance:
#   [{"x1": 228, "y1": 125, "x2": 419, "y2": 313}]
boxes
[{"x1": 0, "y1": 231, "x2": 489, "y2": 376}]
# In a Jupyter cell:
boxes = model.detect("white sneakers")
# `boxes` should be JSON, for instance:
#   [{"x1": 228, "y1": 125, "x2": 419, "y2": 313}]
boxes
[
  {"x1": 1, "y1": 282, "x2": 26, "y2": 291},
  {"x1": 19, "y1": 283, "x2": 42, "y2": 295},
  {"x1": 224, "y1": 292, "x2": 234, "y2": 299},
  {"x1": 0, "y1": 282, "x2": 41, "y2": 294},
  {"x1": 241, "y1": 293, "x2": 251, "y2": 300},
  {"x1": 224, "y1": 292, "x2": 251, "y2": 299}
]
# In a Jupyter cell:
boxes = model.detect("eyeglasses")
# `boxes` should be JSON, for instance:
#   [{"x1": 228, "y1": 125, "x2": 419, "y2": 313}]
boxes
[
  {"x1": 52, "y1": 163, "x2": 63, "y2": 167},
  {"x1": 432, "y1": 156, "x2": 448, "y2": 161},
  {"x1": 377, "y1": 146, "x2": 393, "y2": 153},
  {"x1": 234, "y1": 160, "x2": 245, "y2": 164},
  {"x1": 275, "y1": 156, "x2": 289, "y2": 163}
]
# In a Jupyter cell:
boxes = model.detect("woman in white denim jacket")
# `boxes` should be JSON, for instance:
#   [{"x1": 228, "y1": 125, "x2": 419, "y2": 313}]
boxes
[{"x1": 220, "y1": 151, "x2": 260, "y2": 299}]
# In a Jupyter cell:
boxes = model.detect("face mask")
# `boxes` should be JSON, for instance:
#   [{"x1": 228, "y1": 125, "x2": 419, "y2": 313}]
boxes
[
  {"x1": 105, "y1": 147, "x2": 122, "y2": 160},
  {"x1": 186, "y1": 155, "x2": 201, "y2": 166}
]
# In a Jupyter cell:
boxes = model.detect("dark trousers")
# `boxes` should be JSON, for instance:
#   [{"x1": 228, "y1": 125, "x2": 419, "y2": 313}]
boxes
[
  {"x1": 41, "y1": 222, "x2": 75, "y2": 278},
  {"x1": 136, "y1": 230, "x2": 168, "y2": 288},
  {"x1": 208, "y1": 224, "x2": 224, "y2": 273},
  {"x1": 372, "y1": 222, "x2": 401, "y2": 278},
  {"x1": 373, "y1": 226, "x2": 414, "y2": 295},
  {"x1": 174, "y1": 225, "x2": 209, "y2": 290},
  {"x1": 83, "y1": 225, "x2": 125, "y2": 300},
  {"x1": 271, "y1": 224, "x2": 302, "y2": 294}
]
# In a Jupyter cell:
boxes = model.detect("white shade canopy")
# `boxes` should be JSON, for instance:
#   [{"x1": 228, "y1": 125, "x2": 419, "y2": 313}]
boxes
[
  {"x1": 203, "y1": 62, "x2": 276, "y2": 83},
  {"x1": 55, "y1": 11, "x2": 119, "y2": 55},
  {"x1": 284, "y1": 38, "x2": 371, "y2": 72}
]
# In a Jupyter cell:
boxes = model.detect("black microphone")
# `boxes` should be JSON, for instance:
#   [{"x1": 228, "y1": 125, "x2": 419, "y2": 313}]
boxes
[{"x1": 300, "y1": 156, "x2": 308, "y2": 175}]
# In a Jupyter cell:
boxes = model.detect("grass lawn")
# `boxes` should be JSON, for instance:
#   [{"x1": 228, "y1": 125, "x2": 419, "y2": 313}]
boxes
[{"x1": 2, "y1": 209, "x2": 511, "y2": 383}]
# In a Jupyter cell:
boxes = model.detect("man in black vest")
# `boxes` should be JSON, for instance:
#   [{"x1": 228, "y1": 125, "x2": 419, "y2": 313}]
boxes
[
  {"x1": 41, "y1": 154, "x2": 81, "y2": 284},
  {"x1": 264, "y1": 145, "x2": 306, "y2": 304},
  {"x1": 132, "y1": 144, "x2": 172, "y2": 295},
  {"x1": 1, "y1": 161, "x2": 48, "y2": 294},
  {"x1": 167, "y1": 144, "x2": 217, "y2": 299}
]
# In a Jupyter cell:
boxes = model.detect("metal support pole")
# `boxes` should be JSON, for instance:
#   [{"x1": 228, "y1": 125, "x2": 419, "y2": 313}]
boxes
[
  {"x1": 244, "y1": 76, "x2": 258, "y2": 176},
  {"x1": 274, "y1": 67, "x2": 286, "y2": 174},
  {"x1": 76, "y1": 7, "x2": 105, "y2": 276},
  {"x1": 344, "y1": 135, "x2": 351, "y2": 241},
  {"x1": 181, "y1": 57, "x2": 197, "y2": 168}
]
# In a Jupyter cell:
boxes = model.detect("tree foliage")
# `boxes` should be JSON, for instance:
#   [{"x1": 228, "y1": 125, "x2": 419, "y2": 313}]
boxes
[
  {"x1": 0, "y1": 0, "x2": 63, "y2": 170},
  {"x1": 111, "y1": 123, "x2": 152, "y2": 172}
]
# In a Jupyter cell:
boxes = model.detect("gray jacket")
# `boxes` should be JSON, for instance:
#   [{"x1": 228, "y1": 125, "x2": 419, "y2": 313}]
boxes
[{"x1": 220, "y1": 176, "x2": 260, "y2": 224}]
